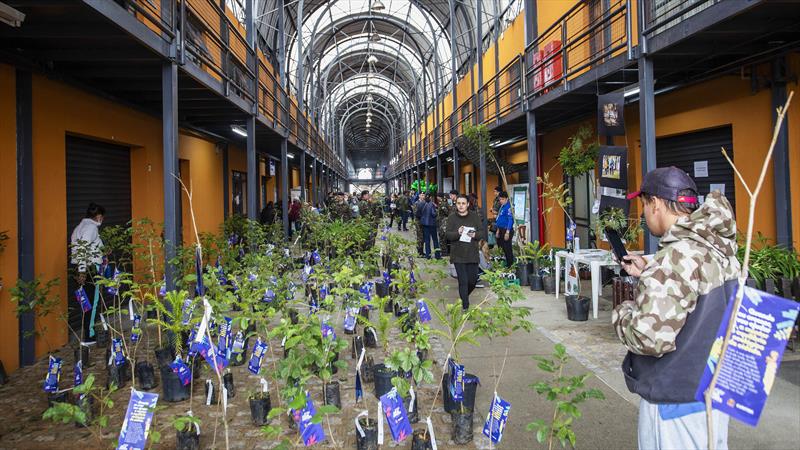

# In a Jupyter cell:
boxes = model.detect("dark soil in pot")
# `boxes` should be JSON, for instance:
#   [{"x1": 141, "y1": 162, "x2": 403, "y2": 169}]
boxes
[
  {"x1": 543, "y1": 275, "x2": 556, "y2": 294},
  {"x1": 410, "y1": 429, "x2": 433, "y2": 450},
  {"x1": 323, "y1": 381, "x2": 341, "y2": 409},
  {"x1": 155, "y1": 346, "x2": 175, "y2": 369},
  {"x1": 530, "y1": 274, "x2": 543, "y2": 291},
  {"x1": 176, "y1": 426, "x2": 200, "y2": 450},
  {"x1": 135, "y1": 361, "x2": 157, "y2": 390},
  {"x1": 565, "y1": 295, "x2": 590, "y2": 321},
  {"x1": 373, "y1": 364, "x2": 396, "y2": 398},
  {"x1": 352, "y1": 335, "x2": 364, "y2": 359},
  {"x1": 356, "y1": 417, "x2": 378, "y2": 450},
  {"x1": 249, "y1": 393, "x2": 271, "y2": 426},
  {"x1": 364, "y1": 327, "x2": 378, "y2": 348},
  {"x1": 160, "y1": 366, "x2": 190, "y2": 402},
  {"x1": 223, "y1": 372, "x2": 235, "y2": 398},
  {"x1": 47, "y1": 391, "x2": 70, "y2": 407},
  {"x1": 204, "y1": 380, "x2": 218, "y2": 406},
  {"x1": 451, "y1": 408, "x2": 474, "y2": 444}
]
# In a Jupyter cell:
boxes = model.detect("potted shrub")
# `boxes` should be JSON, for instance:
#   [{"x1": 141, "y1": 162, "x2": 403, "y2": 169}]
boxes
[
  {"x1": 150, "y1": 290, "x2": 195, "y2": 402},
  {"x1": 173, "y1": 414, "x2": 201, "y2": 450},
  {"x1": 248, "y1": 387, "x2": 272, "y2": 426}
]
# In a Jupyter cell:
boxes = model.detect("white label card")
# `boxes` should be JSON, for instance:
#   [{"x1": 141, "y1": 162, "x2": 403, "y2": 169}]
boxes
[{"x1": 694, "y1": 161, "x2": 709, "y2": 178}]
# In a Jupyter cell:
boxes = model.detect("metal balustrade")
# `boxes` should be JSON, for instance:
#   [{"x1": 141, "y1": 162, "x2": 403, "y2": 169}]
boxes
[{"x1": 642, "y1": 0, "x2": 719, "y2": 37}]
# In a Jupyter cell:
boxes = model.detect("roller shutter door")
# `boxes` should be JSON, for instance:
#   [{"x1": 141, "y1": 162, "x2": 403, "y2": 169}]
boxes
[
  {"x1": 66, "y1": 136, "x2": 131, "y2": 337},
  {"x1": 656, "y1": 126, "x2": 736, "y2": 213}
]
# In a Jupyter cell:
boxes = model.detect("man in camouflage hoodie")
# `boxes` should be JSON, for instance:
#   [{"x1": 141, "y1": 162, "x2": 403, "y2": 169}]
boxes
[{"x1": 614, "y1": 167, "x2": 740, "y2": 450}]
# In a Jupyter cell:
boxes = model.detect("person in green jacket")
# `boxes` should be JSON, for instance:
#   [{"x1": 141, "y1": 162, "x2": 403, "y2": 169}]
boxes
[{"x1": 445, "y1": 194, "x2": 485, "y2": 310}]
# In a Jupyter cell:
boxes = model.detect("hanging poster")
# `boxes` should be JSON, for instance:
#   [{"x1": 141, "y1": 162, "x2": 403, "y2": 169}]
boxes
[
  {"x1": 695, "y1": 286, "x2": 800, "y2": 426},
  {"x1": 597, "y1": 146, "x2": 628, "y2": 190},
  {"x1": 597, "y1": 92, "x2": 626, "y2": 136}
]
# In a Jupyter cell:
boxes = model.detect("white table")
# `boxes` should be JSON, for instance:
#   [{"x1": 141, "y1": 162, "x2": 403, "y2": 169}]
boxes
[{"x1": 553, "y1": 249, "x2": 623, "y2": 319}]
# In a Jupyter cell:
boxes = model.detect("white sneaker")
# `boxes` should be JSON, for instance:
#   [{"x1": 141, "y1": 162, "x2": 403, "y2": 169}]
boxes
[{"x1": 475, "y1": 283, "x2": 485, "y2": 288}]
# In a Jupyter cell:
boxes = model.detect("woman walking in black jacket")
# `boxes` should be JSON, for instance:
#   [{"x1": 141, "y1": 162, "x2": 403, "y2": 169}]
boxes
[{"x1": 445, "y1": 195, "x2": 485, "y2": 310}]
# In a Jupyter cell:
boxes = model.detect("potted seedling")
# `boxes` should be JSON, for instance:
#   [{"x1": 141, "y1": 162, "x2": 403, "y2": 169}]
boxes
[
  {"x1": 150, "y1": 290, "x2": 196, "y2": 402},
  {"x1": 42, "y1": 374, "x2": 119, "y2": 446},
  {"x1": 173, "y1": 413, "x2": 202, "y2": 450}
]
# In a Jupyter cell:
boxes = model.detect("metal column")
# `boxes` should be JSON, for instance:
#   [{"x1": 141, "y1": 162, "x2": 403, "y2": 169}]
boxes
[
  {"x1": 300, "y1": 152, "x2": 306, "y2": 201},
  {"x1": 524, "y1": 0, "x2": 540, "y2": 243},
  {"x1": 162, "y1": 62, "x2": 179, "y2": 288},
  {"x1": 222, "y1": 143, "x2": 230, "y2": 217},
  {"x1": 637, "y1": 54, "x2": 657, "y2": 253},
  {"x1": 16, "y1": 69, "x2": 35, "y2": 365},
  {"x1": 436, "y1": 154, "x2": 442, "y2": 194},
  {"x1": 245, "y1": 0, "x2": 257, "y2": 220},
  {"x1": 476, "y1": 0, "x2": 487, "y2": 228},
  {"x1": 311, "y1": 157, "x2": 318, "y2": 205},
  {"x1": 772, "y1": 56, "x2": 793, "y2": 248},
  {"x1": 281, "y1": 141, "x2": 289, "y2": 235}
]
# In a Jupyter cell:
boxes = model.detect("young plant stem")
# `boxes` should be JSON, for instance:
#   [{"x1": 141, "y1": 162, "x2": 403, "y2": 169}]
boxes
[{"x1": 704, "y1": 91, "x2": 793, "y2": 450}]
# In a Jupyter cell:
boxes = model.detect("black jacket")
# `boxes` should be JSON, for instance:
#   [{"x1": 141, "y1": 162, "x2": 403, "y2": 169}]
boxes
[{"x1": 445, "y1": 211, "x2": 485, "y2": 264}]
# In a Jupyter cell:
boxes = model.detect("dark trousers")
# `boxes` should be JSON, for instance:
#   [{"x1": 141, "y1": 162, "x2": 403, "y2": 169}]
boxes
[
  {"x1": 498, "y1": 228, "x2": 515, "y2": 268},
  {"x1": 389, "y1": 210, "x2": 396, "y2": 227},
  {"x1": 400, "y1": 211, "x2": 409, "y2": 230},
  {"x1": 454, "y1": 262, "x2": 479, "y2": 309},
  {"x1": 422, "y1": 224, "x2": 440, "y2": 259}
]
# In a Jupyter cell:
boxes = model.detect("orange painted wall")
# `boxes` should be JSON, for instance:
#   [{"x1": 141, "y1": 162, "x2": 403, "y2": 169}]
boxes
[
  {"x1": 26, "y1": 74, "x2": 225, "y2": 359},
  {"x1": 0, "y1": 65, "x2": 19, "y2": 371}
]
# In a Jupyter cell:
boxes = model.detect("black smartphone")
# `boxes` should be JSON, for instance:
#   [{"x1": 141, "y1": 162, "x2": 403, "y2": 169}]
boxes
[{"x1": 604, "y1": 227, "x2": 629, "y2": 262}]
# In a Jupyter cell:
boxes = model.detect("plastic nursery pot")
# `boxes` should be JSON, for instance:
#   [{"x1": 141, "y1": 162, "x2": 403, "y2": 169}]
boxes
[
  {"x1": 442, "y1": 374, "x2": 479, "y2": 413},
  {"x1": 362, "y1": 356, "x2": 375, "y2": 384},
  {"x1": 230, "y1": 340, "x2": 249, "y2": 366},
  {"x1": 406, "y1": 393, "x2": 419, "y2": 424},
  {"x1": 329, "y1": 352, "x2": 340, "y2": 375},
  {"x1": 75, "y1": 394, "x2": 94, "y2": 427},
  {"x1": 373, "y1": 364, "x2": 396, "y2": 399},
  {"x1": 529, "y1": 274, "x2": 544, "y2": 291},
  {"x1": 451, "y1": 408, "x2": 474, "y2": 444},
  {"x1": 363, "y1": 327, "x2": 378, "y2": 348},
  {"x1": 94, "y1": 328, "x2": 110, "y2": 347},
  {"x1": 135, "y1": 361, "x2": 157, "y2": 391},
  {"x1": 793, "y1": 277, "x2": 800, "y2": 300},
  {"x1": 289, "y1": 309, "x2": 299, "y2": 325},
  {"x1": 352, "y1": 335, "x2": 364, "y2": 359},
  {"x1": 160, "y1": 366, "x2": 190, "y2": 402},
  {"x1": 204, "y1": 379, "x2": 218, "y2": 406},
  {"x1": 410, "y1": 429, "x2": 433, "y2": 450},
  {"x1": 356, "y1": 417, "x2": 379, "y2": 450},
  {"x1": 47, "y1": 390, "x2": 70, "y2": 407},
  {"x1": 107, "y1": 360, "x2": 130, "y2": 389},
  {"x1": 565, "y1": 295, "x2": 590, "y2": 322},
  {"x1": 249, "y1": 393, "x2": 271, "y2": 426},
  {"x1": 400, "y1": 312, "x2": 417, "y2": 333},
  {"x1": 176, "y1": 425, "x2": 200, "y2": 450},
  {"x1": 779, "y1": 277, "x2": 794, "y2": 299},
  {"x1": 154, "y1": 346, "x2": 175, "y2": 369},
  {"x1": 764, "y1": 278, "x2": 777, "y2": 294},
  {"x1": 223, "y1": 372, "x2": 235, "y2": 398},
  {"x1": 74, "y1": 344, "x2": 91, "y2": 368},
  {"x1": 516, "y1": 264, "x2": 531, "y2": 286},
  {"x1": 376, "y1": 282, "x2": 389, "y2": 299},
  {"x1": 359, "y1": 305, "x2": 371, "y2": 321},
  {"x1": 542, "y1": 275, "x2": 556, "y2": 295},
  {"x1": 745, "y1": 277, "x2": 758, "y2": 288},
  {"x1": 393, "y1": 302, "x2": 409, "y2": 318},
  {"x1": 416, "y1": 348, "x2": 428, "y2": 362},
  {"x1": 323, "y1": 381, "x2": 341, "y2": 409}
]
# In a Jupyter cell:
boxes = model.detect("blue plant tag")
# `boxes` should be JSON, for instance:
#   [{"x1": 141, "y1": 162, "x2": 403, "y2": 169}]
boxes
[
  {"x1": 302, "y1": 265, "x2": 313, "y2": 283},
  {"x1": 566, "y1": 220, "x2": 576, "y2": 242},
  {"x1": 292, "y1": 392, "x2": 326, "y2": 446},
  {"x1": 360, "y1": 282, "x2": 372, "y2": 302},
  {"x1": 74, "y1": 360, "x2": 84, "y2": 388},
  {"x1": 383, "y1": 271, "x2": 392, "y2": 288},
  {"x1": 116, "y1": 389, "x2": 159, "y2": 450},
  {"x1": 194, "y1": 246, "x2": 205, "y2": 297},
  {"x1": 355, "y1": 366, "x2": 363, "y2": 402},
  {"x1": 74, "y1": 287, "x2": 92, "y2": 313},
  {"x1": 216, "y1": 257, "x2": 227, "y2": 285},
  {"x1": 196, "y1": 338, "x2": 228, "y2": 372},
  {"x1": 321, "y1": 322, "x2": 336, "y2": 340},
  {"x1": 417, "y1": 300, "x2": 431, "y2": 323},
  {"x1": 380, "y1": 388, "x2": 413, "y2": 442},
  {"x1": 231, "y1": 331, "x2": 245, "y2": 356},
  {"x1": 320, "y1": 285, "x2": 328, "y2": 302},
  {"x1": 131, "y1": 314, "x2": 142, "y2": 343},
  {"x1": 248, "y1": 338, "x2": 268, "y2": 375},
  {"x1": 449, "y1": 360, "x2": 465, "y2": 401},
  {"x1": 181, "y1": 297, "x2": 194, "y2": 326},
  {"x1": 409, "y1": 271, "x2": 417, "y2": 295},
  {"x1": 112, "y1": 338, "x2": 126, "y2": 366},
  {"x1": 288, "y1": 281, "x2": 298, "y2": 298},
  {"x1": 187, "y1": 326, "x2": 199, "y2": 357},
  {"x1": 263, "y1": 288, "x2": 276, "y2": 303},
  {"x1": 311, "y1": 249, "x2": 321, "y2": 265},
  {"x1": 217, "y1": 317, "x2": 232, "y2": 358},
  {"x1": 169, "y1": 356, "x2": 192, "y2": 386},
  {"x1": 248, "y1": 272, "x2": 258, "y2": 282},
  {"x1": 482, "y1": 394, "x2": 511, "y2": 443},
  {"x1": 158, "y1": 277, "x2": 166, "y2": 297},
  {"x1": 106, "y1": 268, "x2": 121, "y2": 296},
  {"x1": 43, "y1": 356, "x2": 61, "y2": 393},
  {"x1": 344, "y1": 309, "x2": 357, "y2": 332}
]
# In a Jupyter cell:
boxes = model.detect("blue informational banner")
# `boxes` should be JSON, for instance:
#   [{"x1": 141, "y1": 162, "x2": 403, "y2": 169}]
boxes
[
  {"x1": 116, "y1": 389, "x2": 159, "y2": 450},
  {"x1": 482, "y1": 394, "x2": 511, "y2": 443},
  {"x1": 695, "y1": 286, "x2": 800, "y2": 426}
]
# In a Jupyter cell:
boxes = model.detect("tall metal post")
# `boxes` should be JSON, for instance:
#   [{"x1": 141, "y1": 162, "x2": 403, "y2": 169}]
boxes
[
  {"x1": 311, "y1": 157, "x2": 318, "y2": 205},
  {"x1": 277, "y1": 0, "x2": 289, "y2": 235},
  {"x1": 637, "y1": 9, "x2": 658, "y2": 253},
  {"x1": 476, "y1": 0, "x2": 487, "y2": 228},
  {"x1": 222, "y1": 143, "x2": 229, "y2": 217},
  {"x1": 524, "y1": 0, "x2": 540, "y2": 243},
  {"x1": 162, "y1": 62, "x2": 179, "y2": 288},
  {"x1": 300, "y1": 152, "x2": 306, "y2": 201},
  {"x1": 453, "y1": 149, "x2": 460, "y2": 193},
  {"x1": 772, "y1": 56, "x2": 793, "y2": 248},
  {"x1": 436, "y1": 153, "x2": 442, "y2": 194},
  {"x1": 281, "y1": 141, "x2": 290, "y2": 234},
  {"x1": 295, "y1": 0, "x2": 305, "y2": 110},
  {"x1": 245, "y1": 0, "x2": 257, "y2": 219}
]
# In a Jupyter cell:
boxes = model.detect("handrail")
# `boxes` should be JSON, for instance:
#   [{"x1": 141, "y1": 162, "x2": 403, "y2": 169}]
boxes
[{"x1": 641, "y1": 0, "x2": 718, "y2": 36}]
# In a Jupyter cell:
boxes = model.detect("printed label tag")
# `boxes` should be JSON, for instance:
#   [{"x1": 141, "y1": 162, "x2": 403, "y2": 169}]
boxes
[
  {"x1": 181, "y1": 297, "x2": 194, "y2": 326},
  {"x1": 321, "y1": 322, "x2": 336, "y2": 340},
  {"x1": 417, "y1": 299, "x2": 432, "y2": 323},
  {"x1": 360, "y1": 283, "x2": 372, "y2": 302},
  {"x1": 482, "y1": 393, "x2": 511, "y2": 443},
  {"x1": 74, "y1": 287, "x2": 92, "y2": 313},
  {"x1": 106, "y1": 268, "x2": 121, "y2": 296},
  {"x1": 217, "y1": 317, "x2": 233, "y2": 358},
  {"x1": 380, "y1": 388, "x2": 412, "y2": 442},
  {"x1": 319, "y1": 285, "x2": 328, "y2": 302},
  {"x1": 382, "y1": 271, "x2": 392, "y2": 289},
  {"x1": 112, "y1": 338, "x2": 126, "y2": 367},
  {"x1": 231, "y1": 331, "x2": 245, "y2": 355},
  {"x1": 448, "y1": 360, "x2": 465, "y2": 401},
  {"x1": 116, "y1": 389, "x2": 159, "y2": 450},
  {"x1": 74, "y1": 360, "x2": 84, "y2": 389},
  {"x1": 344, "y1": 309, "x2": 357, "y2": 332},
  {"x1": 43, "y1": 356, "x2": 61, "y2": 393},
  {"x1": 248, "y1": 338, "x2": 268, "y2": 375},
  {"x1": 169, "y1": 356, "x2": 192, "y2": 386},
  {"x1": 131, "y1": 314, "x2": 142, "y2": 343},
  {"x1": 292, "y1": 392, "x2": 325, "y2": 446}
]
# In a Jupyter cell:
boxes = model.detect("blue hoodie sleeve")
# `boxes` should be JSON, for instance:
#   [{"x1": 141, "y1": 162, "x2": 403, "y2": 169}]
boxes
[{"x1": 496, "y1": 203, "x2": 514, "y2": 230}]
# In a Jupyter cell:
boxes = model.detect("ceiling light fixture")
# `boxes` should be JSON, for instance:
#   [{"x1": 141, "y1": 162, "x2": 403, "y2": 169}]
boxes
[
  {"x1": 287, "y1": 153, "x2": 295, "y2": 159},
  {"x1": 372, "y1": 0, "x2": 386, "y2": 11},
  {"x1": 231, "y1": 125, "x2": 247, "y2": 137},
  {"x1": 370, "y1": 33, "x2": 382, "y2": 43},
  {"x1": 366, "y1": 111, "x2": 373, "y2": 117},
  {"x1": 0, "y1": 2, "x2": 25, "y2": 27},
  {"x1": 367, "y1": 55, "x2": 378, "y2": 64}
]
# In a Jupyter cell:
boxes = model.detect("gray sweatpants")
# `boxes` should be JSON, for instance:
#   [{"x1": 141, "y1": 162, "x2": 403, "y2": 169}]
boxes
[{"x1": 638, "y1": 399, "x2": 729, "y2": 450}]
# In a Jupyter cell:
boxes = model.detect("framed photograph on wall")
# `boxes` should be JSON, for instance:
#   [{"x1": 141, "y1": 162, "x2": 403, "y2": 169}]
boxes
[
  {"x1": 597, "y1": 146, "x2": 628, "y2": 190},
  {"x1": 597, "y1": 92, "x2": 626, "y2": 136}
]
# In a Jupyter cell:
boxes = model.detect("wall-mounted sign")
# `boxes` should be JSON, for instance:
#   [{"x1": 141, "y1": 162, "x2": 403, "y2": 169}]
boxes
[
  {"x1": 269, "y1": 160, "x2": 276, "y2": 176},
  {"x1": 694, "y1": 160, "x2": 708, "y2": 178}
]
